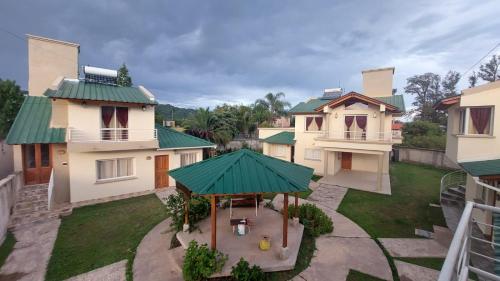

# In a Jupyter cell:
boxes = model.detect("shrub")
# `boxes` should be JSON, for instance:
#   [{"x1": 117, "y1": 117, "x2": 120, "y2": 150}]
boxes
[
  {"x1": 182, "y1": 241, "x2": 227, "y2": 281},
  {"x1": 402, "y1": 121, "x2": 446, "y2": 150},
  {"x1": 165, "y1": 193, "x2": 210, "y2": 232},
  {"x1": 231, "y1": 258, "x2": 266, "y2": 281},
  {"x1": 288, "y1": 203, "x2": 333, "y2": 237}
]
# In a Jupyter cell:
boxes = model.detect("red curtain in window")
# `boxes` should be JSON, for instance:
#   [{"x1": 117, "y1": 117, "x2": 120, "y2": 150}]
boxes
[
  {"x1": 355, "y1": 116, "x2": 367, "y2": 131},
  {"x1": 306, "y1": 117, "x2": 314, "y2": 130},
  {"x1": 116, "y1": 107, "x2": 128, "y2": 127},
  {"x1": 345, "y1": 116, "x2": 355, "y2": 138},
  {"x1": 470, "y1": 108, "x2": 491, "y2": 134},
  {"x1": 101, "y1": 106, "x2": 114, "y2": 128},
  {"x1": 315, "y1": 117, "x2": 323, "y2": 131}
]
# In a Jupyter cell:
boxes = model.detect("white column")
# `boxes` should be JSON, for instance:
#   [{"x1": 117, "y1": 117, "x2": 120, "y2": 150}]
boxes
[
  {"x1": 464, "y1": 107, "x2": 470, "y2": 134},
  {"x1": 377, "y1": 154, "x2": 383, "y2": 191}
]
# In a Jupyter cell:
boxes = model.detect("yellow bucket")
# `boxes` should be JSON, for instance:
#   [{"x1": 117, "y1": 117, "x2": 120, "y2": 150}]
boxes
[{"x1": 259, "y1": 236, "x2": 271, "y2": 251}]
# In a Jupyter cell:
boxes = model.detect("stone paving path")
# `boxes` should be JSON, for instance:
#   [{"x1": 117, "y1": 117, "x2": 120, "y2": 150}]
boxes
[
  {"x1": 64, "y1": 260, "x2": 127, "y2": 281},
  {"x1": 275, "y1": 183, "x2": 392, "y2": 281},
  {"x1": 133, "y1": 218, "x2": 183, "y2": 281},
  {"x1": 394, "y1": 260, "x2": 440, "y2": 281},
  {"x1": 0, "y1": 219, "x2": 60, "y2": 281},
  {"x1": 379, "y1": 238, "x2": 448, "y2": 258}
]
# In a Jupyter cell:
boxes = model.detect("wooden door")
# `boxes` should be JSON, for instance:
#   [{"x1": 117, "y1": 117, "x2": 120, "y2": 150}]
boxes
[
  {"x1": 341, "y1": 152, "x2": 352, "y2": 170},
  {"x1": 22, "y1": 144, "x2": 52, "y2": 185},
  {"x1": 155, "y1": 155, "x2": 169, "y2": 188}
]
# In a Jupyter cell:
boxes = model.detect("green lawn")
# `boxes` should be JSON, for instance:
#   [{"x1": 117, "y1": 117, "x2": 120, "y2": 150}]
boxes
[
  {"x1": 346, "y1": 270, "x2": 386, "y2": 281},
  {"x1": 46, "y1": 194, "x2": 168, "y2": 281},
  {"x1": 338, "y1": 162, "x2": 448, "y2": 238},
  {"x1": 0, "y1": 232, "x2": 16, "y2": 269}
]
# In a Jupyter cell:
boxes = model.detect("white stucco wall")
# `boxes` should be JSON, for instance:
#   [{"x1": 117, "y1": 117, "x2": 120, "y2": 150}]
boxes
[
  {"x1": 68, "y1": 148, "x2": 202, "y2": 203},
  {"x1": 0, "y1": 140, "x2": 13, "y2": 179}
]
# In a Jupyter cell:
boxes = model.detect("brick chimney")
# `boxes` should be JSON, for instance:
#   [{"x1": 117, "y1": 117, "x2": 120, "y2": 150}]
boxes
[
  {"x1": 362, "y1": 67, "x2": 395, "y2": 98},
  {"x1": 27, "y1": 34, "x2": 79, "y2": 96}
]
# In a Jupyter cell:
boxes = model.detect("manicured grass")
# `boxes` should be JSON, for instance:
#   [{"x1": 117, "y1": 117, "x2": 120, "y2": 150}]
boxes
[
  {"x1": 46, "y1": 194, "x2": 168, "y2": 281},
  {"x1": 337, "y1": 162, "x2": 448, "y2": 238},
  {"x1": 346, "y1": 269, "x2": 386, "y2": 281},
  {"x1": 0, "y1": 232, "x2": 16, "y2": 269},
  {"x1": 396, "y1": 257, "x2": 444, "y2": 271},
  {"x1": 311, "y1": 174, "x2": 323, "y2": 182}
]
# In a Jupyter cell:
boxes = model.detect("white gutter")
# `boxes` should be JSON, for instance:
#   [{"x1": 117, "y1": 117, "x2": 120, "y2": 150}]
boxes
[{"x1": 157, "y1": 145, "x2": 216, "y2": 151}]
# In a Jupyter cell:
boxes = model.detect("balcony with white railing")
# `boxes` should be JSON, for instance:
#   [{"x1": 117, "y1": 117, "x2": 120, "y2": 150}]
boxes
[
  {"x1": 439, "y1": 201, "x2": 500, "y2": 281},
  {"x1": 316, "y1": 130, "x2": 402, "y2": 143},
  {"x1": 67, "y1": 128, "x2": 159, "y2": 152}
]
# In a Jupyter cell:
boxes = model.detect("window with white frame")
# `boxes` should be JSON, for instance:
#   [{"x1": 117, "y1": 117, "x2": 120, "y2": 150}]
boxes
[
  {"x1": 304, "y1": 148, "x2": 321, "y2": 161},
  {"x1": 458, "y1": 107, "x2": 494, "y2": 135},
  {"x1": 305, "y1": 116, "x2": 323, "y2": 131},
  {"x1": 272, "y1": 145, "x2": 287, "y2": 157},
  {"x1": 458, "y1": 108, "x2": 466, "y2": 134},
  {"x1": 96, "y1": 158, "x2": 134, "y2": 180},
  {"x1": 180, "y1": 153, "x2": 197, "y2": 167},
  {"x1": 344, "y1": 115, "x2": 368, "y2": 140}
]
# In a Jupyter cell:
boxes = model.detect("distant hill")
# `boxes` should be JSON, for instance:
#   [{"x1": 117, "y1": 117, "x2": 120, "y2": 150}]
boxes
[{"x1": 155, "y1": 104, "x2": 196, "y2": 123}]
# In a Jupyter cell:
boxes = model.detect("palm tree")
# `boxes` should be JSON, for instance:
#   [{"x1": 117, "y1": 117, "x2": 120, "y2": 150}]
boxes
[
  {"x1": 255, "y1": 92, "x2": 291, "y2": 123},
  {"x1": 184, "y1": 107, "x2": 237, "y2": 148}
]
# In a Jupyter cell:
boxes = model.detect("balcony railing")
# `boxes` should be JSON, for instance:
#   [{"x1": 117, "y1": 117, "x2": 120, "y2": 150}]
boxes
[
  {"x1": 319, "y1": 131, "x2": 399, "y2": 142},
  {"x1": 68, "y1": 128, "x2": 157, "y2": 142},
  {"x1": 439, "y1": 201, "x2": 500, "y2": 281}
]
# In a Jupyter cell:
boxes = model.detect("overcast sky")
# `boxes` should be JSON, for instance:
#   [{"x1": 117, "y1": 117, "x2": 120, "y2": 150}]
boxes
[{"x1": 1, "y1": 0, "x2": 499, "y2": 109}]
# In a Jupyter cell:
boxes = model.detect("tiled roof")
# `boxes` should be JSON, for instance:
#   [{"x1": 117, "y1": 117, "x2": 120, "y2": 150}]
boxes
[
  {"x1": 169, "y1": 149, "x2": 313, "y2": 195},
  {"x1": 156, "y1": 124, "x2": 215, "y2": 149},
  {"x1": 289, "y1": 98, "x2": 331, "y2": 114},
  {"x1": 263, "y1": 131, "x2": 295, "y2": 145},
  {"x1": 460, "y1": 159, "x2": 500, "y2": 177},
  {"x1": 6, "y1": 96, "x2": 66, "y2": 144},
  {"x1": 374, "y1": 95, "x2": 406, "y2": 112},
  {"x1": 45, "y1": 80, "x2": 157, "y2": 105}
]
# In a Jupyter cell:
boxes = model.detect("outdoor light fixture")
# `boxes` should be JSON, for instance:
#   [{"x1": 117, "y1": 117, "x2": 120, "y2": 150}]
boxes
[
  {"x1": 335, "y1": 112, "x2": 338, "y2": 118},
  {"x1": 373, "y1": 112, "x2": 377, "y2": 118},
  {"x1": 142, "y1": 105, "x2": 147, "y2": 111}
]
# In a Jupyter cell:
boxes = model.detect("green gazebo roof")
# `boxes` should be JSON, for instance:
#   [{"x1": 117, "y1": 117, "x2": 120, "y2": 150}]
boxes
[
  {"x1": 460, "y1": 159, "x2": 500, "y2": 177},
  {"x1": 262, "y1": 131, "x2": 295, "y2": 145},
  {"x1": 169, "y1": 149, "x2": 313, "y2": 195}
]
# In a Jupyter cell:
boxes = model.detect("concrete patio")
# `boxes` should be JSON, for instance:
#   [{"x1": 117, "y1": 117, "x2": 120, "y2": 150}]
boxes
[
  {"x1": 318, "y1": 170, "x2": 391, "y2": 195},
  {"x1": 176, "y1": 206, "x2": 304, "y2": 277}
]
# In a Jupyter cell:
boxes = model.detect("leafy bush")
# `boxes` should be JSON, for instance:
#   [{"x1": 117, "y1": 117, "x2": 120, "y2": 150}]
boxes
[
  {"x1": 402, "y1": 121, "x2": 446, "y2": 150},
  {"x1": 182, "y1": 241, "x2": 227, "y2": 281},
  {"x1": 231, "y1": 258, "x2": 266, "y2": 281},
  {"x1": 288, "y1": 203, "x2": 333, "y2": 237},
  {"x1": 165, "y1": 193, "x2": 210, "y2": 232}
]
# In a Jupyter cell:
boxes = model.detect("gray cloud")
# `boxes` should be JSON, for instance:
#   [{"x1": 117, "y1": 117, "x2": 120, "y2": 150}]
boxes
[{"x1": 1, "y1": 0, "x2": 499, "y2": 109}]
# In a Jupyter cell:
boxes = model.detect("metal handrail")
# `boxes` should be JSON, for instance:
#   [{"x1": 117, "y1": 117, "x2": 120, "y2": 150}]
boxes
[
  {"x1": 68, "y1": 128, "x2": 157, "y2": 142},
  {"x1": 440, "y1": 170, "x2": 467, "y2": 202},
  {"x1": 47, "y1": 169, "x2": 55, "y2": 210},
  {"x1": 319, "y1": 130, "x2": 396, "y2": 142},
  {"x1": 438, "y1": 202, "x2": 500, "y2": 281}
]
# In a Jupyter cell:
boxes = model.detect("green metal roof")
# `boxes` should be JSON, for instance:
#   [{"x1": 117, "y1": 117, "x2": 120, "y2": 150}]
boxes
[
  {"x1": 374, "y1": 95, "x2": 405, "y2": 112},
  {"x1": 263, "y1": 131, "x2": 295, "y2": 145},
  {"x1": 459, "y1": 159, "x2": 500, "y2": 177},
  {"x1": 289, "y1": 98, "x2": 331, "y2": 113},
  {"x1": 6, "y1": 96, "x2": 66, "y2": 144},
  {"x1": 156, "y1": 124, "x2": 215, "y2": 149},
  {"x1": 169, "y1": 149, "x2": 313, "y2": 195},
  {"x1": 45, "y1": 80, "x2": 157, "y2": 105}
]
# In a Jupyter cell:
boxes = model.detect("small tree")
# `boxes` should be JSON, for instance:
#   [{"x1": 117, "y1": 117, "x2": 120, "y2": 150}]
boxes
[
  {"x1": 117, "y1": 63, "x2": 132, "y2": 86},
  {"x1": 183, "y1": 241, "x2": 227, "y2": 281},
  {"x1": 0, "y1": 79, "x2": 25, "y2": 138},
  {"x1": 231, "y1": 258, "x2": 266, "y2": 281},
  {"x1": 468, "y1": 71, "x2": 478, "y2": 88},
  {"x1": 478, "y1": 55, "x2": 500, "y2": 82}
]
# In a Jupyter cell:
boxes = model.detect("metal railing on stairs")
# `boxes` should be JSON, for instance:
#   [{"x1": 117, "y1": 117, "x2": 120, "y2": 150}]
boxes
[
  {"x1": 47, "y1": 169, "x2": 55, "y2": 211},
  {"x1": 438, "y1": 202, "x2": 500, "y2": 281},
  {"x1": 440, "y1": 170, "x2": 467, "y2": 203}
]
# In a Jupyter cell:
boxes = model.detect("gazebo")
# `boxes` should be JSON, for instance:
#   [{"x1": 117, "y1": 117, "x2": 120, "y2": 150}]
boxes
[{"x1": 169, "y1": 149, "x2": 313, "y2": 259}]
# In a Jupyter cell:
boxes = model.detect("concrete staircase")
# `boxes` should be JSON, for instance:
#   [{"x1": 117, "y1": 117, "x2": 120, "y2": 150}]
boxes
[
  {"x1": 8, "y1": 184, "x2": 70, "y2": 229},
  {"x1": 441, "y1": 185, "x2": 466, "y2": 208}
]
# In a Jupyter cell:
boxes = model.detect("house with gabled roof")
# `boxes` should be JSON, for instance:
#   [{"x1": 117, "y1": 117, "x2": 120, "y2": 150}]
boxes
[
  {"x1": 5, "y1": 35, "x2": 215, "y2": 210},
  {"x1": 260, "y1": 67, "x2": 405, "y2": 194}
]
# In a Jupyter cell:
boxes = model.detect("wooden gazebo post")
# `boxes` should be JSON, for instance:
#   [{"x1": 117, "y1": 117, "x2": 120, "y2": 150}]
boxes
[
  {"x1": 211, "y1": 195, "x2": 217, "y2": 250},
  {"x1": 176, "y1": 182, "x2": 191, "y2": 232},
  {"x1": 280, "y1": 193, "x2": 289, "y2": 259}
]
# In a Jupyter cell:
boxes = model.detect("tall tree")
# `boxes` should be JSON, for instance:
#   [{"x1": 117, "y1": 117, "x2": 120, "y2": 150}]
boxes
[
  {"x1": 441, "y1": 71, "x2": 461, "y2": 97},
  {"x1": 255, "y1": 92, "x2": 290, "y2": 123},
  {"x1": 404, "y1": 73, "x2": 442, "y2": 122},
  {"x1": 478, "y1": 55, "x2": 500, "y2": 82},
  {"x1": 468, "y1": 71, "x2": 478, "y2": 88},
  {"x1": 117, "y1": 63, "x2": 132, "y2": 86},
  {"x1": 0, "y1": 79, "x2": 25, "y2": 138}
]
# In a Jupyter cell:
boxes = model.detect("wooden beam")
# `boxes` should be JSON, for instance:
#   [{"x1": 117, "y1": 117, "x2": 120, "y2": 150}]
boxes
[
  {"x1": 283, "y1": 193, "x2": 288, "y2": 248},
  {"x1": 294, "y1": 192, "x2": 299, "y2": 218},
  {"x1": 211, "y1": 195, "x2": 217, "y2": 250}
]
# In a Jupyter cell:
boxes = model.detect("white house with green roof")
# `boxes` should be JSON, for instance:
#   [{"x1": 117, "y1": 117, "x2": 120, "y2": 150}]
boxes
[
  {"x1": 6, "y1": 35, "x2": 214, "y2": 208},
  {"x1": 260, "y1": 67, "x2": 405, "y2": 194}
]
